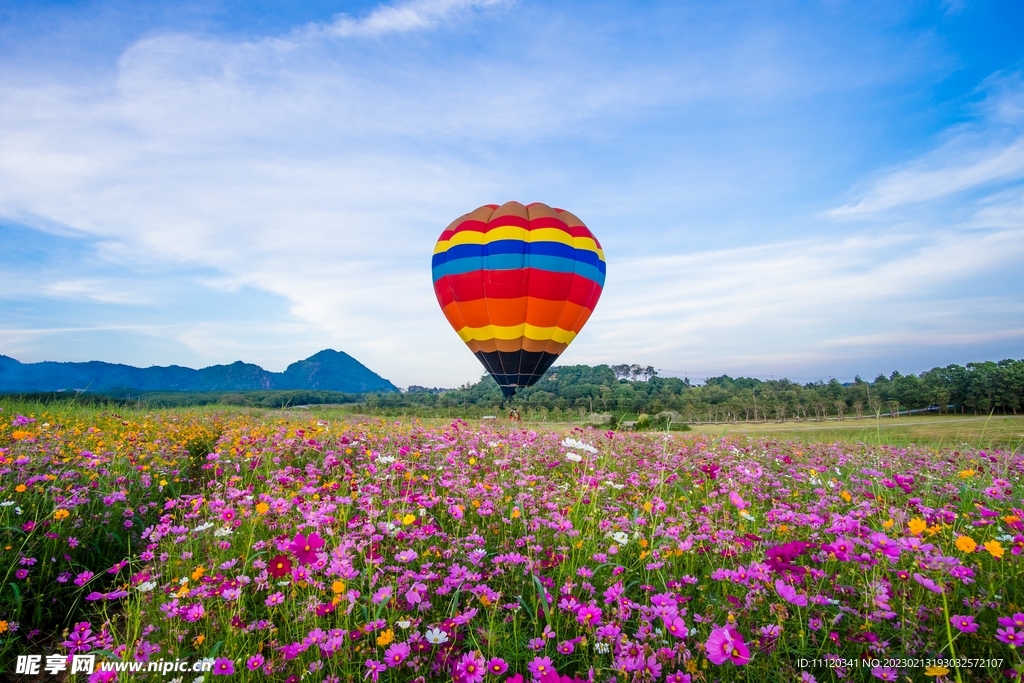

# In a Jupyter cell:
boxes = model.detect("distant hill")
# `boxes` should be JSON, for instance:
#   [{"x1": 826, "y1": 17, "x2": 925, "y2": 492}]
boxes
[{"x1": 0, "y1": 349, "x2": 398, "y2": 394}]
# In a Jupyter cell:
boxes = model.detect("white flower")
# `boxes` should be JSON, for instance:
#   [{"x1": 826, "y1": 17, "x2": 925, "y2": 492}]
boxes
[
  {"x1": 594, "y1": 642, "x2": 610, "y2": 654},
  {"x1": 606, "y1": 481, "x2": 625, "y2": 490},
  {"x1": 192, "y1": 522, "x2": 214, "y2": 533},
  {"x1": 377, "y1": 456, "x2": 396, "y2": 465},
  {"x1": 0, "y1": 501, "x2": 14, "y2": 507},
  {"x1": 213, "y1": 527, "x2": 233, "y2": 537},
  {"x1": 397, "y1": 619, "x2": 412, "y2": 629},
  {"x1": 565, "y1": 452, "x2": 583, "y2": 463},
  {"x1": 425, "y1": 627, "x2": 449, "y2": 644},
  {"x1": 612, "y1": 532, "x2": 629, "y2": 545},
  {"x1": 137, "y1": 580, "x2": 158, "y2": 593},
  {"x1": 739, "y1": 510, "x2": 756, "y2": 522}
]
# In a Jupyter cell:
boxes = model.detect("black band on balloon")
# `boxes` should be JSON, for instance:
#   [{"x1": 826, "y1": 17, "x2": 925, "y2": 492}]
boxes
[{"x1": 473, "y1": 350, "x2": 560, "y2": 398}]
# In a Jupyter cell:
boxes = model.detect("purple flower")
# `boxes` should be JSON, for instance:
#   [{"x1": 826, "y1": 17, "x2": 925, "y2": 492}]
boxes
[
  {"x1": 212, "y1": 658, "x2": 234, "y2": 676},
  {"x1": 912, "y1": 572, "x2": 943, "y2": 594},
  {"x1": 870, "y1": 667, "x2": 898, "y2": 681},
  {"x1": 454, "y1": 650, "x2": 486, "y2": 683},
  {"x1": 705, "y1": 626, "x2": 750, "y2": 666},
  {"x1": 15, "y1": 569, "x2": 28, "y2": 579},
  {"x1": 246, "y1": 654, "x2": 265, "y2": 671},
  {"x1": 950, "y1": 615, "x2": 979, "y2": 633}
]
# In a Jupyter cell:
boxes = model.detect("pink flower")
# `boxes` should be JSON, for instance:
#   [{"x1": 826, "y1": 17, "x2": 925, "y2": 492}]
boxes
[
  {"x1": 576, "y1": 605, "x2": 602, "y2": 627},
  {"x1": 364, "y1": 659, "x2": 385, "y2": 682},
  {"x1": 289, "y1": 532, "x2": 324, "y2": 565},
  {"x1": 950, "y1": 615, "x2": 979, "y2": 633},
  {"x1": 995, "y1": 627, "x2": 1021, "y2": 646},
  {"x1": 527, "y1": 656, "x2": 555, "y2": 680},
  {"x1": 665, "y1": 616, "x2": 688, "y2": 639},
  {"x1": 487, "y1": 658, "x2": 509, "y2": 675},
  {"x1": 705, "y1": 625, "x2": 750, "y2": 666},
  {"x1": 774, "y1": 579, "x2": 808, "y2": 607},
  {"x1": 454, "y1": 651, "x2": 486, "y2": 683},
  {"x1": 246, "y1": 655, "x2": 265, "y2": 671},
  {"x1": 871, "y1": 667, "x2": 898, "y2": 681},
  {"x1": 998, "y1": 613, "x2": 1024, "y2": 629},
  {"x1": 384, "y1": 642, "x2": 410, "y2": 667}
]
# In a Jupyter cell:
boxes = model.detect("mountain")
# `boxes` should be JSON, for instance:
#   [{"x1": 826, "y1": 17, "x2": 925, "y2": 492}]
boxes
[{"x1": 0, "y1": 350, "x2": 398, "y2": 394}]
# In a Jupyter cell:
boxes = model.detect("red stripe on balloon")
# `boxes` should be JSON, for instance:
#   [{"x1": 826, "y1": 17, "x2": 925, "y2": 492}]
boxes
[{"x1": 433, "y1": 270, "x2": 602, "y2": 310}]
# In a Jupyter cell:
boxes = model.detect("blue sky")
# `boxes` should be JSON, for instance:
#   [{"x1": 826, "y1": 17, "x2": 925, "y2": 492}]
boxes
[{"x1": 1, "y1": 0, "x2": 1023, "y2": 388}]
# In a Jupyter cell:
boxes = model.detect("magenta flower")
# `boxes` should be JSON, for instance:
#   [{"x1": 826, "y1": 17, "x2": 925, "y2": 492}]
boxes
[
  {"x1": 950, "y1": 615, "x2": 979, "y2": 633},
  {"x1": 556, "y1": 639, "x2": 574, "y2": 655},
  {"x1": 289, "y1": 532, "x2": 324, "y2": 565},
  {"x1": 576, "y1": 604, "x2": 602, "y2": 627},
  {"x1": 364, "y1": 659, "x2": 385, "y2": 682},
  {"x1": 246, "y1": 654, "x2": 265, "y2": 671},
  {"x1": 487, "y1": 657, "x2": 509, "y2": 675},
  {"x1": 995, "y1": 627, "x2": 1021, "y2": 646},
  {"x1": 88, "y1": 672, "x2": 117, "y2": 683},
  {"x1": 384, "y1": 642, "x2": 410, "y2": 667},
  {"x1": 454, "y1": 651, "x2": 486, "y2": 683},
  {"x1": 212, "y1": 658, "x2": 235, "y2": 676},
  {"x1": 998, "y1": 613, "x2": 1024, "y2": 629},
  {"x1": 870, "y1": 667, "x2": 898, "y2": 681},
  {"x1": 705, "y1": 626, "x2": 750, "y2": 666},
  {"x1": 372, "y1": 586, "x2": 393, "y2": 605},
  {"x1": 527, "y1": 656, "x2": 555, "y2": 680},
  {"x1": 666, "y1": 616, "x2": 688, "y2": 639}
]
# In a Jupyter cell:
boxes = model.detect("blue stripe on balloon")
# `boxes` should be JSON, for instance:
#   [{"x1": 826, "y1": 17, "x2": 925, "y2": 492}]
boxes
[{"x1": 431, "y1": 254, "x2": 605, "y2": 287}]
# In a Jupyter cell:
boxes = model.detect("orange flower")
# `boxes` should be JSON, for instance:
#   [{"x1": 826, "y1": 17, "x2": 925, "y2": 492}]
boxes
[
  {"x1": 840, "y1": 491, "x2": 852, "y2": 503},
  {"x1": 255, "y1": 502, "x2": 270, "y2": 515},
  {"x1": 376, "y1": 628, "x2": 394, "y2": 646},
  {"x1": 15, "y1": 484, "x2": 27, "y2": 493},
  {"x1": 907, "y1": 518, "x2": 927, "y2": 536},
  {"x1": 11, "y1": 431, "x2": 31, "y2": 440},
  {"x1": 53, "y1": 509, "x2": 70, "y2": 521},
  {"x1": 955, "y1": 536, "x2": 977, "y2": 553},
  {"x1": 191, "y1": 566, "x2": 205, "y2": 581},
  {"x1": 984, "y1": 540, "x2": 1005, "y2": 559}
]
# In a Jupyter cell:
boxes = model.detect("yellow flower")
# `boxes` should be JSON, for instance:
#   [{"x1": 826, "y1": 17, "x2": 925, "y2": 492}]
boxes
[
  {"x1": 882, "y1": 519, "x2": 894, "y2": 530},
  {"x1": 907, "y1": 518, "x2": 927, "y2": 536},
  {"x1": 511, "y1": 508, "x2": 521, "y2": 519},
  {"x1": 468, "y1": 457, "x2": 476, "y2": 465},
  {"x1": 191, "y1": 566, "x2": 205, "y2": 581},
  {"x1": 255, "y1": 502, "x2": 270, "y2": 515},
  {"x1": 402, "y1": 513, "x2": 416, "y2": 526},
  {"x1": 14, "y1": 484, "x2": 26, "y2": 493},
  {"x1": 924, "y1": 665, "x2": 949, "y2": 677},
  {"x1": 643, "y1": 501, "x2": 654, "y2": 513},
  {"x1": 332, "y1": 580, "x2": 346, "y2": 594},
  {"x1": 984, "y1": 540, "x2": 1005, "y2": 559},
  {"x1": 193, "y1": 634, "x2": 205, "y2": 646},
  {"x1": 840, "y1": 490, "x2": 852, "y2": 502},
  {"x1": 11, "y1": 430, "x2": 31, "y2": 440},
  {"x1": 376, "y1": 628, "x2": 394, "y2": 646},
  {"x1": 53, "y1": 509, "x2": 70, "y2": 521},
  {"x1": 955, "y1": 536, "x2": 977, "y2": 553},
  {"x1": 0, "y1": 620, "x2": 8, "y2": 634},
  {"x1": 958, "y1": 469, "x2": 975, "y2": 478}
]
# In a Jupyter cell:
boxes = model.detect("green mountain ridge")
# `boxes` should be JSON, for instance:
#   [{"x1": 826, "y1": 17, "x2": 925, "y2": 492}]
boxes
[{"x1": 0, "y1": 349, "x2": 397, "y2": 394}]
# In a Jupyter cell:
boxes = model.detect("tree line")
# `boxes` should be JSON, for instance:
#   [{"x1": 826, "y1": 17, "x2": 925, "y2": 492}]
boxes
[{"x1": 368, "y1": 358, "x2": 1024, "y2": 423}]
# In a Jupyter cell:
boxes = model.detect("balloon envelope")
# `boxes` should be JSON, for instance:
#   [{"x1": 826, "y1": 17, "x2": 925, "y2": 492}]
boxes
[{"x1": 432, "y1": 201, "x2": 605, "y2": 398}]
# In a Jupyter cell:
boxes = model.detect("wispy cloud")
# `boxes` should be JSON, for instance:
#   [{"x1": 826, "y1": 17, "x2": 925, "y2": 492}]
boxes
[
  {"x1": 322, "y1": 0, "x2": 506, "y2": 37},
  {"x1": 831, "y1": 74, "x2": 1024, "y2": 216}
]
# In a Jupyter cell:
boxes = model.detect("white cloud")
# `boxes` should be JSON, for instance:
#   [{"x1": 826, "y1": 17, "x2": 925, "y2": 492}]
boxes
[
  {"x1": 830, "y1": 75, "x2": 1024, "y2": 216},
  {"x1": 322, "y1": 0, "x2": 506, "y2": 37}
]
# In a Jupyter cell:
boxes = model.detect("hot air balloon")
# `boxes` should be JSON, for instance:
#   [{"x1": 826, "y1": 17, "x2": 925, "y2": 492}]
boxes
[{"x1": 432, "y1": 201, "x2": 605, "y2": 398}]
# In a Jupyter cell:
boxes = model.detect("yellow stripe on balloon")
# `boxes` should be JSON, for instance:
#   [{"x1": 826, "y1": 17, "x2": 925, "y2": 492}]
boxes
[
  {"x1": 434, "y1": 226, "x2": 604, "y2": 260},
  {"x1": 455, "y1": 324, "x2": 578, "y2": 344}
]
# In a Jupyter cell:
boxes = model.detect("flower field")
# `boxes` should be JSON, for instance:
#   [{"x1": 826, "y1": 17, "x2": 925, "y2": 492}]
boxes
[{"x1": 1, "y1": 407, "x2": 1022, "y2": 682}]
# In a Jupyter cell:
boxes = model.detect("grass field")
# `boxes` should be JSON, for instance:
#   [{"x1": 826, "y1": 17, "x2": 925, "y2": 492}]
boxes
[{"x1": 685, "y1": 414, "x2": 1024, "y2": 451}]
